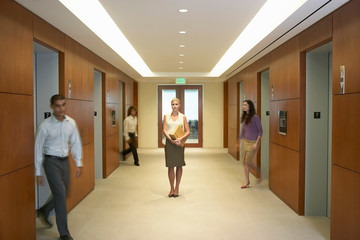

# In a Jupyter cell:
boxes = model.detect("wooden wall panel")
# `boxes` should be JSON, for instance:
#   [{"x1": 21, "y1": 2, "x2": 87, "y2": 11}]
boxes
[
  {"x1": 0, "y1": 94, "x2": 34, "y2": 176},
  {"x1": 125, "y1": 78, "x2": 134, "y2": 112},
  {"x1": 269, "y1": 99, "x2": 300, "y2": 151},
  {"x1": 133, "y1": 80, "x2": 138, "y2": 108},
  {"x1": 332, "y1": 94, "x2": 360, "y2": 173},
  {"x1": 33, "y1": 15, "x2": 65, "y2": 52},
  {"x1": 269, "y1": 37, "x2": 300, "y2": 100},
  {"x1": 64, "y1": 36, "x2": 93, "y2": 101},
  {"x1": 223, "y1": 81, "x2": 228, "y2": 148},
  {"x1": 228, "y1": 77, "x2": 238, "y2": 104},
  {"x1": 228, "y1": 127, "x2": 238, "y2": 160},
  {"x1": 228, "y1": 77, "x2": 238, "y2": 159},
  {"x1": 0, "y1": 166, "x2": 35, "y2": 239},
  {"x1": 65, "y1": 99, "x2": 94, "y2": 146},
  {"x1": 105, "y1": 64, "x2": 120, "y2": 104},
  {"x1": 91, "y1": 53, "x2": 106, "y2": 73},
  {"x1": 269, "y1": 143, "x2": 301, "y2": 213},
  {"x1": 242, "y1": 68, "x2": 258, "y2": 102},
  {"x1": 0, "y1": 0, "x2": 33, "y2": 95},
  {"x1": 228, "y1": 105, "x2": 237, "y2": 130},
  {"x1": 105, "y1": 103, "x2": 119, "y2": 137},
  {"x1": 67, "y1": 143, "x2": 95, "y2": 211},
  {"x1": 104, "y1": 134, "x2": 120, "y2": 178},
  {"x1": 299, "y1": 14, "x2": 332, "y2": 52},
  {"x1": 333, "y1": 0, "x2": 360, "y2": 94},
  {"x1": 331, "y1": 165, "x2": 360, "y2": 240}
]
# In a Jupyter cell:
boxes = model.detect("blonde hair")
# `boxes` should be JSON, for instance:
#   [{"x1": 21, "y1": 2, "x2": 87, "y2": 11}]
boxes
[{"x1": 171, "y1": 97, "x2": 181, "y2": 104}]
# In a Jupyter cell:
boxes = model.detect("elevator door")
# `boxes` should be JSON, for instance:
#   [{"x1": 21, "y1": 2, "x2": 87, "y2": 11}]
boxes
[
  {"x1": 33, "y1": 41, "x2": 59, "y2": 210},
  {"x1": 305, "y1": 42, "x2": 332, "y2": 217}
]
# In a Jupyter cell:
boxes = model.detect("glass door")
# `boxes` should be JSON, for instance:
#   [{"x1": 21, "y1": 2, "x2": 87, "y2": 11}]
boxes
[{"x1": 158, "y1": 85, "x2": 203, "y2": 147}]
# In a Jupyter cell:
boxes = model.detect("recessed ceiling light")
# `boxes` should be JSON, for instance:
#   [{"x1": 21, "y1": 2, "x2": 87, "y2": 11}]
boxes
[
  {"x1": 179, "y1": 61, "x2": 184, "y2": 64},
  {"x1": 179, "y1": 31, "x2": 186, "y2": 34},
  {"x1": 179, "y1": 67, "x2": 184, "y2": 70},
  {"x1": 179, "y1": 54, "x2": 184, "y2": 57},
  {"x1": 179, "y1": 45, "x2": 186, "y2": 48},
  {"x1": 178, "y1": 9, "x2": 188, "y2": 13}
]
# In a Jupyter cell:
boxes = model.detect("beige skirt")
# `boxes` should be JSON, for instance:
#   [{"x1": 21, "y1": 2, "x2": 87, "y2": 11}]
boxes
[
  {"x1": 241, "y1": 139, "x2": 257, "y2": 164},
  {"x1": 165, "y1": 139, "x2": 185, "y2": 167}
]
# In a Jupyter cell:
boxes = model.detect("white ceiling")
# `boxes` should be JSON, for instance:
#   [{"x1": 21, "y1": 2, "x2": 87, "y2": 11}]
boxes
[{"x1": 16, "y1": 0, "x2": 348, "y2": 82}]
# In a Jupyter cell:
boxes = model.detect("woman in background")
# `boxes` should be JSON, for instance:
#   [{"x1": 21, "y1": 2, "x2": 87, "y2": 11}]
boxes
[
  {"x1": 239, "y1": 100, "x2": 263, "y2": 189},
  {"x1": 163, "y1": 98, "x2": 190, "y2": 197},
  {"x1": 122, "y1": 106, "x2": 140, "y2": 166}
]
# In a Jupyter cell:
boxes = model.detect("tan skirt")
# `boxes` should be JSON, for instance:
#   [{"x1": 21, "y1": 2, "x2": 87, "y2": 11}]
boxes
[
  {"x1": 241, "y1": 139, "x2": 257, "y2": 164},
  {"x1": 165, "y1": 139, "x2": 185, "y2": 167}
]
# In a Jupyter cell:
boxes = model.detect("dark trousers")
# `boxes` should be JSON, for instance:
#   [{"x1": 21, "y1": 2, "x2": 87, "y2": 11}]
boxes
[
  {"x1": 123, "y1": 132, "x2": 139, "y2": 163},
  {"x1": 42, "y1": 155, "x2": 70, "y2": 237}
]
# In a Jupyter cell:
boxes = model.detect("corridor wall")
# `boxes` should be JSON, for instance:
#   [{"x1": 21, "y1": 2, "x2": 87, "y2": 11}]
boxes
[
  {"x1": 226, "y1": 0, "x2": 359, "y2": 238},
  {"x1": 331, "y1": 0, "x2": 360, "y2": 239},
  {"x1": 0, "y1": 0, "x2": 137, "y2": 239}
]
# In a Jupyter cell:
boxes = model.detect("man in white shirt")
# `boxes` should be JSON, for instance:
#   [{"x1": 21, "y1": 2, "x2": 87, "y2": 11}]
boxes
[
  {"x1": 121, "y1": 106, "x2": 140, "y2": 166},
  {"x1": 35, "y1": 94, "x2": 82, "y2": 240}
]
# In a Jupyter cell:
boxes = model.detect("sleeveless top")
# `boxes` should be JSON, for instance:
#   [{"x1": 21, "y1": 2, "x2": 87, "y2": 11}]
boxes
[{"x1": 163, "y1": 112, "x2": 185, "y2": 144}]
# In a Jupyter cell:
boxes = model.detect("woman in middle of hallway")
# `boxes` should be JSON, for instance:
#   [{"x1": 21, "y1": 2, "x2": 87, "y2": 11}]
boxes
[
  {"x1": 239, "y1": 99, "x2": 263, "y2": 189},
  {"x1": 163, "y1": 98, "x2": 190, "y2": 197}
]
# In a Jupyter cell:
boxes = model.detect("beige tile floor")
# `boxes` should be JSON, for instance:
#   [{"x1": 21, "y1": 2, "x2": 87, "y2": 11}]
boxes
[{"x1": 36, "y1": 148, "x2": 330, "y2": 240}]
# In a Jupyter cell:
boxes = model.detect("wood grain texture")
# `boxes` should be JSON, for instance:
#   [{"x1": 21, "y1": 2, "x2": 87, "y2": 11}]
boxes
[
  {"x1": 133, "y1": 81, "x2": 138, "y2": 108},
  {"x1": 0, "y1": 0, "x2": 33, "y2": 95},
  {"x1": 91, "y1": 52, "x2": 106, "y2": 73},
  {"x1": 0, "y1": 94, "x2": 34, "y2": 176},
  {"x1": 242, "y1": 66, "x2": 258, "y2": 102},
  {"x1": 104, "y1": 134, "x2": 120, "y2": 178},
  {"x1": 33, "y1": 15, "x2": 65, "y2": 52},
  {"x1": 67, "y1": 143, "x2": 95, "y2": 211},
  {"x1": 228, "y1": 105, "x2": 237, "y2": 130},
  {"x1": 228, "y1": 127, "x2": 238, "y2": 160},
  {"x1": 228, "y1": 77, "x2": 238, "y2": 105},
  {"x1": 65, "y1": 99, "x2": 94, "y2": 146},
  {"x1": 269, "y1": 143, "x2": 301, "y2": 214},
  {"x1": 64, "y1": 36, "x2": 94, "y2": 101},
  {"x1": 0, "y1": 166, "x2": 35, "y2": 240},
  {"x1": 269, "y1": 37, "x2": 300, "y2": 100},
  {"x1": 223, "y1": 81, "x2": 228, "y2": 148},
  {"x1": 331, "y1": 165, "x2": 360, "y2": 240},
  {"x1": 299, "y1": 14, "x2": 332, "y2": 52},
  {"x1": 333, "y1": 0, "x2": 360, "y2": 95},
  {"x1": 105, "y1": 63, "x2": 120, "y2": 104},
  {"x1": 269, "y1": 99, "x2": 300, "y2": 151},
  {"x1": 105, "y1": 103, "x2": 119, "y2": 137},
  {"x1": 332, "y1": 94, "x2": 360, "y2": 173}
]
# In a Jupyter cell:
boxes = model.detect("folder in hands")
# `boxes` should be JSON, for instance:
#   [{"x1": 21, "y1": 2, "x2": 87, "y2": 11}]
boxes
[{"x1": 169, "y1": 125, "x2": 186, "y2": 147}]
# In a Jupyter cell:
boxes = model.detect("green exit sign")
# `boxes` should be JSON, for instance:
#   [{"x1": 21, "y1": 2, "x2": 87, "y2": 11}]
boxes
[{"x1": 176, "y1": 78, "x2": 186, "y2": 84}]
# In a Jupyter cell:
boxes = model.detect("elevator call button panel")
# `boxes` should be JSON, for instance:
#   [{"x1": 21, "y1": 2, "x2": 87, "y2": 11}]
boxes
[{"x1": 278, "y1": 111, "x2": 287, "y2": 135}]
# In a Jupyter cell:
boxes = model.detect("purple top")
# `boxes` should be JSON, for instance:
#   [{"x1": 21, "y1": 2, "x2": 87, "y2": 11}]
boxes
[{"x1": 240, "y1": 114, "x2": 263, "y2": 141}]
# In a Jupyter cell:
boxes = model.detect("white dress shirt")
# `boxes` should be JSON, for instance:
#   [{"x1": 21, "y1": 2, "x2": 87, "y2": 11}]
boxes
[
  {"x1": 34, "y1": 115, "x2": 83, "y2": 176},
  {"x1": 123, "y1": 115, "x2": 137, "y2": 141}
]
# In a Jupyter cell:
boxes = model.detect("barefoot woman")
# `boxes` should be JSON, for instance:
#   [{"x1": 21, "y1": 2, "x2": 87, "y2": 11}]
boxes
[{"x1": 163, "y1": 98, "x2": 190, "y2": 197}]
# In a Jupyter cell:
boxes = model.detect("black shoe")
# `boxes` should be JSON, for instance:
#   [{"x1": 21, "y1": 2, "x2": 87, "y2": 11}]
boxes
[
  {"x1": 59, "y1": 236, "x2": 73, "y2": 240},
  {"x1": 121, "y1": 151, "x2": 126, "y2": 160},
  {"x1": 38, "y1": 207, "x2": 53, "y2": 228},
  {"x1": 134, "y1": 162, "x2": 140, "y2": 166}
]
